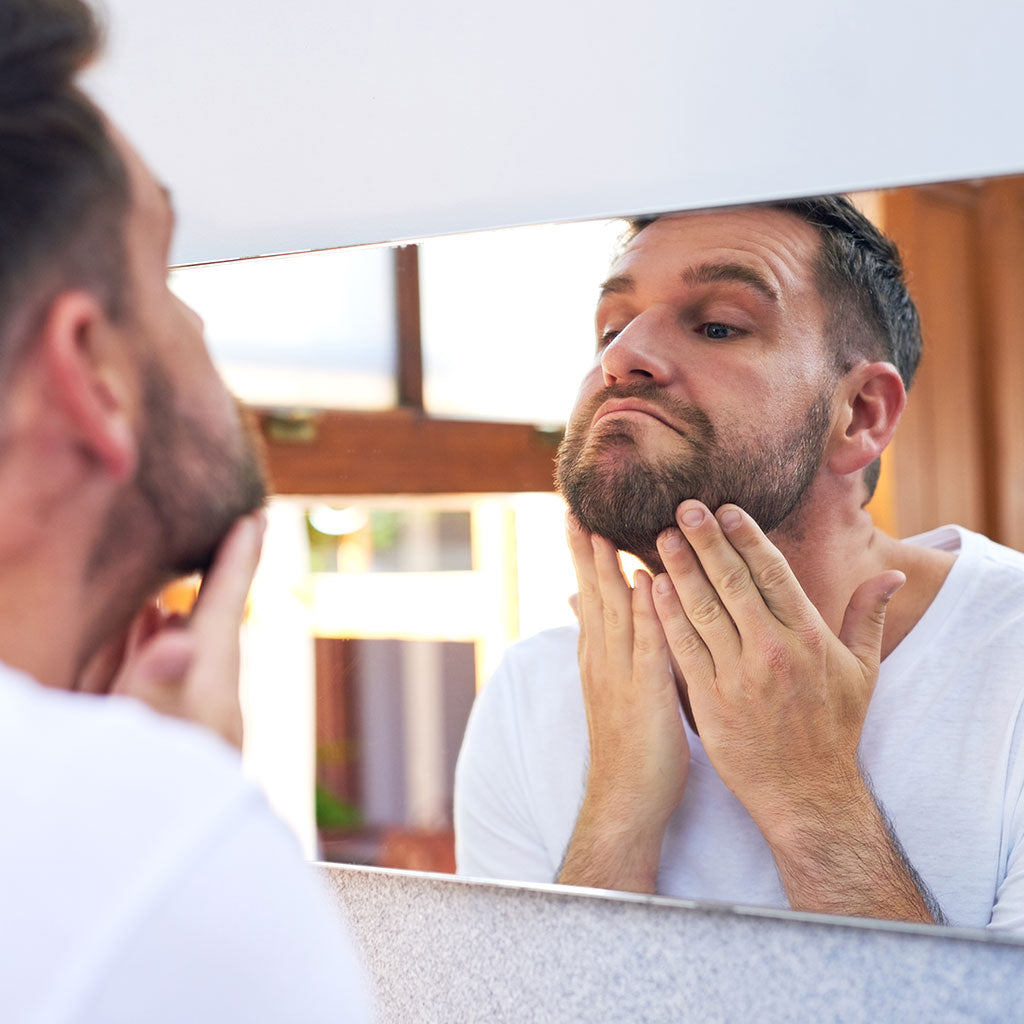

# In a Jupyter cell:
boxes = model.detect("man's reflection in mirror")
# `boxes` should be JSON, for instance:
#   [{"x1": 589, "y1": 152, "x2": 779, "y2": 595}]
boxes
[{"x1": 456, "y1": 197, "x2": 1024, "y2": 929}]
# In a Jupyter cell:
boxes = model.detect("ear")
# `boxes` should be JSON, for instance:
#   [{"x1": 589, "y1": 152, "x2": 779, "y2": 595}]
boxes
[
  {"x1": 827, "y1": 362, "x2": 906, "y2": 478},
  {"x1": 40, "y1": 291, "x2": 138, "y2": 483}
]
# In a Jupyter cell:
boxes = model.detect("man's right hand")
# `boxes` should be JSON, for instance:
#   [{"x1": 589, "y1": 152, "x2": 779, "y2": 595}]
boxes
[
  {"x1": 80, "y1": 512, "x2": 266, "y2": 749},
  {"x1": 557, "y1": 516, "x2": 689, "y2": 893}
]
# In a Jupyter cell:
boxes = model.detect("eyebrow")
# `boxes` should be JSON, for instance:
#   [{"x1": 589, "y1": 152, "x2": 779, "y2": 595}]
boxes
[
  {"x1": 599, "y1": 262, "x2": 779, "y2": 303},
  {"x1": 598, "y1": 274, "x2": 634, "y2": 298},
  {"x1": 681, "y1": 262, "x2": 779, "y2": 302}
]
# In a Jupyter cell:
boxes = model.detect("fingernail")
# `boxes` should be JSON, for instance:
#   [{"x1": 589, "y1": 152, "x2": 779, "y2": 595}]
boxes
[
  {"x1": 719, "y1": 509, "x2": 741, "y2": 531},
  {"x1": 680, "y1": 506, "x2": 704, "y2": 528},
  {"x1": 660, "y1": 529, "x2": 683, "y2": 551},
  {"x1": 654, "y1": 574, "x2": 673, "y2": 595}
]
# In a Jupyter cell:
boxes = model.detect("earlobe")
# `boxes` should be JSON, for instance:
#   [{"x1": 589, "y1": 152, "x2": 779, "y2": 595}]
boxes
[
  {"x1": 827, "y1": 363, "x2": 906, "y2": 478},
  {"x1": 41, "y1": 291, "x2": 138, "y2": 483}
]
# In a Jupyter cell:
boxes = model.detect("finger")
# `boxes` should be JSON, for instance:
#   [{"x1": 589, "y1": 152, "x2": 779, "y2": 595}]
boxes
[
  {"x1": 191, "y1": 512, "x2": 266, "y2": 638},
  {"x1": 591, "y1": 534, "x2": 635, "y2": 673},
  {"x1": 712, "y1": 504, "x2": 820, "y2": 631},
  {"x1": 670, "y1": 501, "x2": 782, "y2": 646},
  {"x1": 566, "y1": 514, "x2": 605, "y2": 650},
  {"x1": 651, "y1": 570, "x2": 717, "y2": 691},
  {"x1": 656, "y1": 514, "x2": 741, "y2": 664},
  {"x1": 112, "y1": 629, "x2": 195, "y2": 702},
  {"x1": 631, "y1": 570, "x2": 671, "y2": 684},
  {"x1": 838, "y1": 570, "x2": 906, "y2": 676}
]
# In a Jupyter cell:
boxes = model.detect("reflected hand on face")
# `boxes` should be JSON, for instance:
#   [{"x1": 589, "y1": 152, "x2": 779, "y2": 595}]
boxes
[
  {"x1": 559, "y1": 516, "x2": 688, "y2": 894},
  {"x1": 651, "y1": 501, "x2": 904, "y2": 838},
  {"x1": 79, "y1": 512, "x2": 266, "y2": 749}
]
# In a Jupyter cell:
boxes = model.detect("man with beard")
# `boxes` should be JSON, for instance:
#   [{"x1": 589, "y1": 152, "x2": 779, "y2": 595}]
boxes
[
  {"x1": 0, "y1": 1, "x2": 370, "y2": 1019},
  {"x1": 455, "y1": 198, "x2": 1024, "y2": 929}
]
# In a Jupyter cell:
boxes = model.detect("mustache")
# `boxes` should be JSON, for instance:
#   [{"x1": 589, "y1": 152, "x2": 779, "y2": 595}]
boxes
[{"x1": 574, "y1": 381, "x2": 715, "y2": 439}]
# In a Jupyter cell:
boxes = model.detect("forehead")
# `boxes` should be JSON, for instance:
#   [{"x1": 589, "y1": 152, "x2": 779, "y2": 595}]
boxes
[{"x1": 610, "y1": 207, "x2": 823, "y2": 298}]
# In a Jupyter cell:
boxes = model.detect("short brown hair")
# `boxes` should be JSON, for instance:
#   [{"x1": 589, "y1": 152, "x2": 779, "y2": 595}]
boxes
[{"x1": 0, "y1": 0, "x2": 129, "y2": 373}]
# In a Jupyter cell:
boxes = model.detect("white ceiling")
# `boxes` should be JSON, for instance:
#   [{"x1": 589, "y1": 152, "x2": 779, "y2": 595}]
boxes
[{"x1": 84, "y1": 0, "x2": 1024, "y2": 266}]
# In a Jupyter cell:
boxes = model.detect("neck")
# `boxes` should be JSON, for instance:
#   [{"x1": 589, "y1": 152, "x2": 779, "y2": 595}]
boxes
[
  {"x1": 0, "y1": 487, "x2": 164, "y2": 692},
  {"x1": 767, "y1": 495, "x2": 954, "y2": 661}
]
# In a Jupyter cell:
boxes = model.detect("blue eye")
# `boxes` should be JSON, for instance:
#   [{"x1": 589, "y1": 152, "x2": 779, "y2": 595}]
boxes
[{"x1": 701, "y1": 323, "x2": 735, "y2": 340}]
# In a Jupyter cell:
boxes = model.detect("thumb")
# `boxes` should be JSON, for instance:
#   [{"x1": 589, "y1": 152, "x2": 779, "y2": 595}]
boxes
[
  {"x1": 838, "y1": 570, "x2": 906, "y2": 672},
  {"x1": 113, "y1": 630, "x2": 195, "y2": 704}
]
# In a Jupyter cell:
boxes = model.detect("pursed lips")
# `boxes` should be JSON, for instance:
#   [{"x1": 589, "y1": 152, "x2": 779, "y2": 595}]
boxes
[{"x1": 592, "y1": 399, "x2": 681, "y2": 434}]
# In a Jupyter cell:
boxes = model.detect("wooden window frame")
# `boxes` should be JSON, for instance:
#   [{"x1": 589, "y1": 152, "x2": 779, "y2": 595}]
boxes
[{"x1": 255, "y1": 244, "x2": 562, "y2": 496}]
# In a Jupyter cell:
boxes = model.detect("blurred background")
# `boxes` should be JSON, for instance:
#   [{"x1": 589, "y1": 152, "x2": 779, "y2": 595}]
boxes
[{"x1": 169, "y1": 176, "x2": 1024, "y2": 871}]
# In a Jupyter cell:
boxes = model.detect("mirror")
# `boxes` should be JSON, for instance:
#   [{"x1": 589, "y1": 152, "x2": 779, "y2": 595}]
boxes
[{"x1": 171, "y1": 171, "x2": 1024, "y2": 933}]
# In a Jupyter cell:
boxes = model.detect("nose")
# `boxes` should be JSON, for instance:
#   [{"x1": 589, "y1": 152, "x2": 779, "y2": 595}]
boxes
[{"x1": 599, "y1": 309, "x2": 676, "y2": 388}]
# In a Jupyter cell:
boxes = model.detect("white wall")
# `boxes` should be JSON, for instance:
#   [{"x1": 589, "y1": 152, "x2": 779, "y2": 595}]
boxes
[{"x1": 84, "y1": 0, "x2": 1024, "y2": 265}]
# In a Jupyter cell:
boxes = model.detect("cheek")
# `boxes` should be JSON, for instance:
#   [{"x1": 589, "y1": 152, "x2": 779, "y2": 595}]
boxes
[
  {"x1": 575, "y1": 364, "x2": 604, "y2": 401},
  {"x1": 566, "y1": 368, "x2": 605, "y2": 425}
]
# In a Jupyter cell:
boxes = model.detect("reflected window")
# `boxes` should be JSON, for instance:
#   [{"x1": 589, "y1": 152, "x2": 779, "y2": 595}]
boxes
[
  {"x1": 419, "y1": 220, "x2": 625, "y2": 424},
  {"x1": 170, "y1": 246, "x2": 397, "y2": 410}
]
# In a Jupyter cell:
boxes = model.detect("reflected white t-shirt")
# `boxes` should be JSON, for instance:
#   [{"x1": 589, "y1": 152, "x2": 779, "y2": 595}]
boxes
[
  {"x1": 455, "y1": 525, "x2": 1024, "y2": 930},
  {"x1": 0, "y1": 665, "x2": 372, "y2": 1023}
]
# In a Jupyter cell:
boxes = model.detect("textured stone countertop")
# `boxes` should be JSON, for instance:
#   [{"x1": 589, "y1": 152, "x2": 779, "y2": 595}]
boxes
[{"x1": 318, "y1": 863, "x2": 1024, "y2": 1023}]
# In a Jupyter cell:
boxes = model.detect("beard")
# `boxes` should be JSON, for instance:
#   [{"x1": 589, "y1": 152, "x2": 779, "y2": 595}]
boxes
[
  {"x1": 91, "y1": 358, "x2": 268, "y2": 583},
  {"x1": 555, "y1": 380, "x2": 832, "y2": 566}
]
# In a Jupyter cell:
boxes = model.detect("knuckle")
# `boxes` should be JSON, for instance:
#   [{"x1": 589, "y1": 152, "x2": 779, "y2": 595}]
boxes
[
  {"x1": 633, "y1": 630, "x2": 659, "y2": 656},
  {"x1": 688, "y1": 595, "x2": 723, "y2": 628},
  {"x1": 671, "y1": 628, "x2": 706, "y2": 661},
  {"x1": 793, "y1": 619, "x2": 827, "y2": 656},
  {"x1": 755, "y1": 558, "x2": 792, "y2": 593},
  {"x1": 602, "y1": 602, "x2": 623, "y2": 629},
  {"x1": 762, "y1": 642, "x2": 793, "y2": 675},
  {"x1": 717, "y1": 565, "x2": 752, "y2": 598}
]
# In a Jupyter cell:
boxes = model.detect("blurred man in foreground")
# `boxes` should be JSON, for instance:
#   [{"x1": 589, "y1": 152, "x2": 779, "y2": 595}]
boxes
[
  {"x1": 456, "y1": 197, "x2": 1024, "y2": 930},
  {"x1": 0, "y1": 0, "x2": 371, "y2": 1018}
]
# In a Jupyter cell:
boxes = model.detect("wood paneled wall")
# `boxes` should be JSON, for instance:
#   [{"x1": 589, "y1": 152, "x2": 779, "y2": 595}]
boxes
[{"x1": 868, "y1": 177, "x2": 1024, "y2": 548}]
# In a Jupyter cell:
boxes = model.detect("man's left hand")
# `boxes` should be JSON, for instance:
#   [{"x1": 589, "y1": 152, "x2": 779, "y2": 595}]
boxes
[{"x1": 650, "y1": 499, "x2": 904, "y2": 844}]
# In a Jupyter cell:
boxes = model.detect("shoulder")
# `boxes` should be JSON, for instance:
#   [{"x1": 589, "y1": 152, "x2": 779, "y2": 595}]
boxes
[
  {"x1": 905, "y1": 524, "x2": 1024, "y2": 623},
  {"x1": 0, "y1": 663, "x2": 262, "y2": 915},
  {"x1": 906, "y1": 523, "x2": 1024, "y2": 575},
  {"x1": 461, "y1": 624, "x2": 584, "y2": 761},
  {"x1": 0, "y1": 662, "x2": 249, "y2": 824},
  {"x1": 0, "y1": 666, "x2": 372, "y2": 1022},
  {"x1": 478, "y1": 624, "x2": 581, "y2": 712},
  {"x1": 881, "y1": 525, "x2": 1024, "y2": 707},
  {"x1": 493, "y1": 623, "x2": 580, "y2": 674}
]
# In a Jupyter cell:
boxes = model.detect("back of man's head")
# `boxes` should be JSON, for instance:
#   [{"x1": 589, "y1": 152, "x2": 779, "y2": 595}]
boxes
[{"x1": 0, "y1": 0, "x2": 128, "y2": 378}]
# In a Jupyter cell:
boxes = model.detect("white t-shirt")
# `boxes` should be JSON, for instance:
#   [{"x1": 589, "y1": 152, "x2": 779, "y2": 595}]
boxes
[
  {"x1": 0, "y1": 664, "x2": 372, "y2": 1023},
  {"x1": 455, "y1": 525, "x2": 1024, "y2": 930}
]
